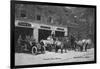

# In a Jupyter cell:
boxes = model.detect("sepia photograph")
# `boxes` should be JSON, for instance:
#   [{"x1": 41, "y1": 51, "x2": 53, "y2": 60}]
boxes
[{"x1": 11, "y1": 0, "x2": 96, "y2": 68}]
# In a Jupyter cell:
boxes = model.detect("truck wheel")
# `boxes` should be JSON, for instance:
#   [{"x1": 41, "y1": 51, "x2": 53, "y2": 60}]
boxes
[{"x1": 31, "y1": 46, "x2": 37, "y2": 55}]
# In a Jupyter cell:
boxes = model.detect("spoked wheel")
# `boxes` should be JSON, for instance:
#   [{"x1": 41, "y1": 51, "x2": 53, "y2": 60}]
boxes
[
  {"x1": 41, "y1": 46, "x2": 46, "y2": 54},
  {"x1": 31, "y1": 46, "x2": 38, "y2": 55}
]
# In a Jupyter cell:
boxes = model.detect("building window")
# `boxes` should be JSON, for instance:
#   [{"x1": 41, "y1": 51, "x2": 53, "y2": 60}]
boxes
[
  {"x1": 20, "y1": 10, "x2": 26, "y2": 18},
  {"x1": 37, "y1": 15, "x2": 41, "y2": 20},
  {"x1": 47, "y1": 16, "x2": 53, "y2": 23}
]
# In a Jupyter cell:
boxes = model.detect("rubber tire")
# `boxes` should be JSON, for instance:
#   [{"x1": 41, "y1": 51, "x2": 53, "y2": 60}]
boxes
[{"x1": 31, "y1": 46, "x2": 38, "y2": 55}]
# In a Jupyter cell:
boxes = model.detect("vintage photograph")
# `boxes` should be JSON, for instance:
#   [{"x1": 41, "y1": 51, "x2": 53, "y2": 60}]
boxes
[{"x1": 12, "y1": 1, "x2": 96, "y2": 67}]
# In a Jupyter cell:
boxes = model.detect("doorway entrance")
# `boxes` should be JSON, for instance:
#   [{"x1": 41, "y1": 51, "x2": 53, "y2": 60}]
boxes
[
  {"x1": 55, "y1": 31, "x2": 65, "y2": 37},
  {"x1": 38, "y1": 29, "x2": 51, "y2": 41},
  {"x1": 15, "y1": 27, "x2": 33, "y2": 45}
]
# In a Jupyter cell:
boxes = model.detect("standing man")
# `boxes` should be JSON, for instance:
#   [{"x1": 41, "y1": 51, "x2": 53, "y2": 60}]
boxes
[
  {"x1": 70, "y1": 34, "x2": 76, "y2": 50},
  {"x1": 51, "y1": 32, "x2": 56, "y2": 41}
]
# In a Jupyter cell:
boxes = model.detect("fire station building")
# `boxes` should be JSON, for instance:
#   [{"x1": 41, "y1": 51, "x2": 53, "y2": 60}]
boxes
[{"x1": 15, "y1": 4, "x2": 68, "y2": 42}]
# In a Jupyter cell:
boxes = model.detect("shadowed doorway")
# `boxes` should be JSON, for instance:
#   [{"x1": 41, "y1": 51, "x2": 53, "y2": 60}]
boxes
[{"x1": 38, "y1": 29, "x2": 51, "y2": 41}]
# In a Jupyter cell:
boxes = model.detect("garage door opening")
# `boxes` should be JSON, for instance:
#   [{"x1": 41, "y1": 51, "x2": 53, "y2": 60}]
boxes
[
  {"x1": 15, "y1": 27, "x2": 33, "y2": 45},
  {"x1": 38, "y1": 29, "x2": 51, "y2": 41},
  {"x1": 55, "y1": 31, "x2": 65, "y2": 37}
]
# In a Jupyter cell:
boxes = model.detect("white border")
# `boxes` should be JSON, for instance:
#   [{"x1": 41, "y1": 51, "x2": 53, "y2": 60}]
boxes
[{"x1": 0, "y1": 0, "x2": 99, "y2": 69}]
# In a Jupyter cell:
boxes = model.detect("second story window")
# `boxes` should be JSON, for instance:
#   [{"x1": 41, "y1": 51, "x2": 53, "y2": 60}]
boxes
[
  {"x1": 20, "y1": 10, "x2": 26, "y2": 18},
  {"x1": 47, "y1": 16, "x2": 53, "y2": 23},
  {"x1": 37, "y1": 15, "x2": 41, "y2": 20}
]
